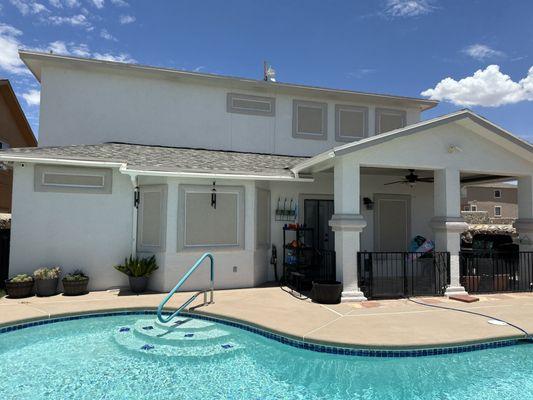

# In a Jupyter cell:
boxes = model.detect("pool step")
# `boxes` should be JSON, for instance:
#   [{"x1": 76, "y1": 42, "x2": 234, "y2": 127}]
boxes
[
  {"x1": 113, "y1": 329, "x2": 242, "y2": 358},
  {"x1": 132, "y1": 319, "x2": 231, "y2": 344},
  {"x1": 153, "y1": 317, "x2": 215, "y2": 331}
]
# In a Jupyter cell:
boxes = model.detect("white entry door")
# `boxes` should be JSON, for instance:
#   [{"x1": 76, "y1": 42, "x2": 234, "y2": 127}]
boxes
[{"x1": 374, "y1": 194, "x2": 411, "y2": 252}]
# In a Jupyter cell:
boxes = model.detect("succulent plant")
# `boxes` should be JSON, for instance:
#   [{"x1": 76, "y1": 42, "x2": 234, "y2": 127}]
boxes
[
  {"x1": 33, "y1": 267, "x2": 61, "y2": 280},
  {"x1": 114, "y1": 255, "x2": 158, "y2": 278},
  {"x1": 63, "y1": 269, "x2": 88, "y2": 282},
  {"x1": 9, "y1": 274, "x2": 33, "y2": 283}
]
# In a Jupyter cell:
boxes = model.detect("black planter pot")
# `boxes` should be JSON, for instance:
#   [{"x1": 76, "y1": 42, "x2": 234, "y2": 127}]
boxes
[
  {"x1": 34, "y1": 278, "x2": 58, "y2": 297},
  {"x1": 62, "y1": 278, "x2": 89, "y2": 296},
  {"x1": 311, "y1": 280, "x2": 343, "y2": 304},
  {"x1": 4, "y1": 279, "x2": 34, "y2": 298},
  {"x1": 129, "y1": 276, "x2": 148, "y2": 293}
]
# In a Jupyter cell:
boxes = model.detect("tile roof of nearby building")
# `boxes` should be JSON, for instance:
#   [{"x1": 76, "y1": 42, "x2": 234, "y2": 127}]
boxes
[{"x1": 0, "y1": 142, "x2": 308, "y2": 179}]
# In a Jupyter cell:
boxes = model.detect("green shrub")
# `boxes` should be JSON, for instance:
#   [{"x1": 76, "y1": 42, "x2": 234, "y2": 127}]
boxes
[
  {"x1": 9, "y1": 274, "x2": 33, "y2": 283},
  {"x1": 114, "y1": 255, "x2": 158, "y2": 278},
  {"x1": 63, "y1": 269, "x2": 88, "y2": 282},
  {"x1": 33, "y1": 267, "x2": 61, "y2": 280}
]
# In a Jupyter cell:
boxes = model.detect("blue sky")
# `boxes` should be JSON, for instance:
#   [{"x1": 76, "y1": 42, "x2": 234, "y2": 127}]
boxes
[{"x1": 1, "y1": 0, "x2": 533, "y2": 143}]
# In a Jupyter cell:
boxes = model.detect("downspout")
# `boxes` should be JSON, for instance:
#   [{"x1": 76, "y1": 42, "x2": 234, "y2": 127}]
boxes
[{"x1": 130, "y1": 174, "x2": 139, "y2": 257}]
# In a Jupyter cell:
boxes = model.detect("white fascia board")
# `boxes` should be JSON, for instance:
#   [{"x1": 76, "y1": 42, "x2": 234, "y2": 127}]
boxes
[
  {"x1": 120, "y1": 166, "x2": 314, "y2": 182},
  {"x1": 290, "y1": 151, "x2": 335, "y2": 175},
  {"x1": 0, "y1": 154, "x2": 125, "y2": 168}
]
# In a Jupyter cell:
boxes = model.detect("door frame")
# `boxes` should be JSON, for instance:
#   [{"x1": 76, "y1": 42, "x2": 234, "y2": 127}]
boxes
[
  {"x1": 373, "y1": 193, "x2": 411, "y2": 252},
  {"x1": 297, "y1": 193, "x2": 334, "y2": 225}
]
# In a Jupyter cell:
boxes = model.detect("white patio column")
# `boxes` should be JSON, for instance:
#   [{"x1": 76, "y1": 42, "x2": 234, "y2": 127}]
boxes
[
  {"x1": 328, "y1": 157, "x2": 367, "y2": 302},
  {"x1": 430, "y1": 168, "x2": 468, "y2": 296},
  {"x1": 514, "y1": 175, "x2": 533, "y2": 251}
]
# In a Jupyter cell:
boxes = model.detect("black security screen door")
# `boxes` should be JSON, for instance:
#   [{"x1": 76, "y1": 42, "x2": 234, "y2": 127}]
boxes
[{"x1": 304, "y1": 199, "x2": 334, "y2": 252}]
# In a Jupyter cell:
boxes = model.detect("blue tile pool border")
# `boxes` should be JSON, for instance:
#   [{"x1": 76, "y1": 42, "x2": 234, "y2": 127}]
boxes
[{"x1": 0, "y1": 309, "x2": 530, "y2": 358}]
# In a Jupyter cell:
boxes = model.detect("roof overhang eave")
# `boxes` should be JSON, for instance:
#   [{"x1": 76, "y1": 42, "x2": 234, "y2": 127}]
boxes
[{"x1": 0, "y1": 154, "x2": 314, "y2": 182}]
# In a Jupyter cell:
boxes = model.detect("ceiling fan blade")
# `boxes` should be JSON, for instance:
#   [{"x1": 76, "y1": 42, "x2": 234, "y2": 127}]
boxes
[
  {"x1": 384, "y1": 180, "x2": 406, "y2": 185},
  {"x1": 417, "y1": 178, "x2": 434, "y2": 182}
]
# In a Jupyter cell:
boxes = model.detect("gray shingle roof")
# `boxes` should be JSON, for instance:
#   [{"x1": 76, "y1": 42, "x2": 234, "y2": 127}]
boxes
[{"x1": 0, "y1": 142, "x2": 308, "y2": 178}]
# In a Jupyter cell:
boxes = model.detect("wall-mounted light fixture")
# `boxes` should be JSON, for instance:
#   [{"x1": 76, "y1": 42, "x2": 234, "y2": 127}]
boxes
[
  {"x1": 447, "y1": 145, "x2": 463, "y2": 153},
  {"x1": 211, "y1": 181, "x2": 217, "y2": 209},
  {"x1": 363, "y1": 197, "x2": 374, "y2": 210}
]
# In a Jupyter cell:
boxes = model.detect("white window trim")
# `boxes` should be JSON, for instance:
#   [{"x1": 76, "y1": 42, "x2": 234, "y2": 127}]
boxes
[
  {"x1": 470, "y1": 204, "x2": 478, "y2": 211},
  {"x1": 255, "y1": 187, "x2": 271, "y2": 249},
  {"x1": 494, "y1": 205, "x2": 502, "y2": 217},
  {"x1": 178, "y1": 184, "x2": 245, "y2": 251},
  {"x1": 227, "y1": 93, "x2": 275, "y2": 116},
  {"x1": 137, "y1": 185, "x2": 167, "y2": 253},
  {"x1": 375, "y1": 108, "x2": 407, "y2": 134},
  {"x1": 494, "y1": 189, "x2": 502, "y2": 199},
  {"x1": 335, "y1": 104, "x2": 369, "y2": 142},
  {"x1": 292, "y1": 99, "x2": 328, "y2": 140},
  {"x1": 34, "y1": 164, "x2": 113, "y2": 194}
]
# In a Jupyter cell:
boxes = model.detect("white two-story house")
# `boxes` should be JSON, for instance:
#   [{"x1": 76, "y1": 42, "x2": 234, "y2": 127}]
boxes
[{"x1": 1, "y1": 51, "x2": 532, "y2": 301}]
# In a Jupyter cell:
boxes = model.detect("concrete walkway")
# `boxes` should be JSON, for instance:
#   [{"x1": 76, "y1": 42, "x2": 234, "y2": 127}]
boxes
[{"x1": 1, "y1": 287, "x2": 532, "y2": 349}]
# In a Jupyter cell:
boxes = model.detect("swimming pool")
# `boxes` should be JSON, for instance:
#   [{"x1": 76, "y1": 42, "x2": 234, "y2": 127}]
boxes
[{"x1": 1, "y1": 313, "x2": 532, "y2": 400}]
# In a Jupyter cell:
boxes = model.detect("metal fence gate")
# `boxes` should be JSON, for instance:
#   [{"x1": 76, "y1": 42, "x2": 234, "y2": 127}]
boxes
[
  {"x1": 0, "y1": 229, "x2": 10, "y2": 288},
  {"x1": 357, "y1": 251, "x2": 450, "y2": 299}
]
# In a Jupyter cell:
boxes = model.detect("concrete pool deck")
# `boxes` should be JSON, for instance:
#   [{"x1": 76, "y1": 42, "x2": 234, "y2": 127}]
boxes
[{"x1": 1, "y1": 286, "x2": 532, "y2": 349}]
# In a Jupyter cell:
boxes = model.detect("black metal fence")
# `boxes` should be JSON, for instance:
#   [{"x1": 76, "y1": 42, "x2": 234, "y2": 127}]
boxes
[
  {"x1": 460, "y1": 251, "x2": 533, "y2": 293},
  {"x1": 316, "y1": 249, "x2": 336, "y2": 282},
  {"x1": 357, "y1": 252, "x2": 450, "y2": 299},
  {"x1": 0, "y1": 229, "x2": 10, "y2": 288}
]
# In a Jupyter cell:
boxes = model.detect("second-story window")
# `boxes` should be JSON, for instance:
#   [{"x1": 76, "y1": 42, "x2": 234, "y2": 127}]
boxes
[
  {"x1": 335, "y1": 105, "x2": 368, "y2": 142},
  {"x1": 292, "y1": 100, "x2": 327, "y2": 140},
  {"x1": 375, "y1": 108, "x2": 406, "y2": 134},
  {"x1": 0, "y1": 141, "x2": 10, "y2": 150},
  {"x1": 494, "y1": 189, "x2": 502, "y2": 198}
]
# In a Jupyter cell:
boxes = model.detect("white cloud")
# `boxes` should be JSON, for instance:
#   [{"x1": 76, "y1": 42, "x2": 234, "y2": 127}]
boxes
[
  {"x1": 22, "y1": 89, "x2": 40, "y2": 106},
  {"x1": 92, "y1": 52, "x2": 135, "y2": 63},
  {"x1": 100, "y1": 28, "x2": 117, "y2": 41},
  {"x1": 48, "y1": 0, "x2": 80, "y2": 7},
  {"x1": 421, "y1": 65, "x2": 533, "y2": 107},
  {"x1": 48, "y1": 13, "x2": 90, "y2": 27},
  {"x1": 0, "y1": 23, "x2": 29, "y2": 74},
  {"x1": 90, "y1": 0, "x2": 104, "y2": 9},
  {"x1": 463, "y1": 44, "x2": 505, "y2": 61},
  {"x1": 384, "y1": 0, "x2": 435, "y2": 17},
  {"x1": 110, "y1": 0, "x2": 128, "y2": 6},
  {"x1": 119, "y1": 14, "x2": 135, "y2": 24},
  {"x1": 10, "y1": 0, "x2": 49, "y2": 15}
]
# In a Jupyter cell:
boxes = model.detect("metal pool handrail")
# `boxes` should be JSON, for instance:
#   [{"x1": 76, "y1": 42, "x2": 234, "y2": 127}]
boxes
[{"x1": 157, "y1": 252, "x2": 214, "y2": 323}]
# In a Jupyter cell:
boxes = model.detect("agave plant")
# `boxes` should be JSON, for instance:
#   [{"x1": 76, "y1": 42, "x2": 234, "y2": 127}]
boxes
[{"x1": 114, "y1": 255, "x2": 158, "y2": 278}]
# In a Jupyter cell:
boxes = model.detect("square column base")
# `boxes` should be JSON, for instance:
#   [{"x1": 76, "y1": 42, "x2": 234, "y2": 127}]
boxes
[
  {"x1": 444, "y1": 285, "x2": 467, "y2": 296},
  {"x1": 341, "y1": 290, "x2": 367, "y2": 302}
]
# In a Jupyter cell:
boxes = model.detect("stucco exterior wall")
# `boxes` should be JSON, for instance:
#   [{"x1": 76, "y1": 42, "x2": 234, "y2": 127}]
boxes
[
  {"x1": 38, "y1": 65, "x2": 420, "y2": 156},
  {"x1": 461, "y1": 186, "x2": 518, "y2": 219},
  {"x1": 9, "y1": 163, "x2": 134, "y2": 290}
]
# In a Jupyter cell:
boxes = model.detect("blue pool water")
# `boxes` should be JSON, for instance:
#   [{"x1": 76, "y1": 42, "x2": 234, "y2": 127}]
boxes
[{"x1": 0, "y1": 314, "x2": 532, "y2": 400}]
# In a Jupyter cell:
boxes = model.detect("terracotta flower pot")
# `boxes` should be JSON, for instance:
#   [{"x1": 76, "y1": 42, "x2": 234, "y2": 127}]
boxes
[
  {"x1": 461, "y1": 276, "x2": 481, "y2": 293},
  {"x1": 34, "y1": 278, "x2": 58, "y2": 297},
  {"x1": 5, "y1": 279, "x2": 34, "y2": 298},
  {"x1": 62, "y1": 278, "x2": 89, "y2": 296}
]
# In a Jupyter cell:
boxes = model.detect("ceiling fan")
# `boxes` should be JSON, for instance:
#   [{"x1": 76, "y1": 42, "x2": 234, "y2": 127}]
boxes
[{"x1": 384, "y1": 169, "x2": 433, "y2": 186}]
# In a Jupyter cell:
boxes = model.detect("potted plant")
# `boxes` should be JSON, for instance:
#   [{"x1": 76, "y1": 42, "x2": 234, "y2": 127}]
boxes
[
  {"x1": 62, "y1": 270, "x2": 89, "y2": 296},
  {"x1": 310, "y1": 280, "x2": 343, "y2": 304},
  {"x1": 33, "y1": 267, "x2": 61, "y2": 297},
  {"x1": 114, "y1": 255, "x2": 158, "y2": 293},
  {"x1": 5, "y1": 274, "x2": 34, "y2": 298}
]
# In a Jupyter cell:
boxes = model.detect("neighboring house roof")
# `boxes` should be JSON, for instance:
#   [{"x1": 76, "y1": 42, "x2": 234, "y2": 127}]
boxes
[
  {"x1": 0, "y1": 80, "x2": 37, "y2": 147},
  {"x1": 292, "y1": 109, "x2": 533, "y2": 174},
  {"x1": 18, "y1": 51, "x2": 438, "y2": 111},
  {"x1": 0, "y1": 142, "x2": 310, "y2": 181}
]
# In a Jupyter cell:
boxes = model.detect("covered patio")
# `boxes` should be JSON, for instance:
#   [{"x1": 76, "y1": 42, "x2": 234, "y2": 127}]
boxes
[{"x1": 291, "y1": 110, "x2": 533, "y2": 301}]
